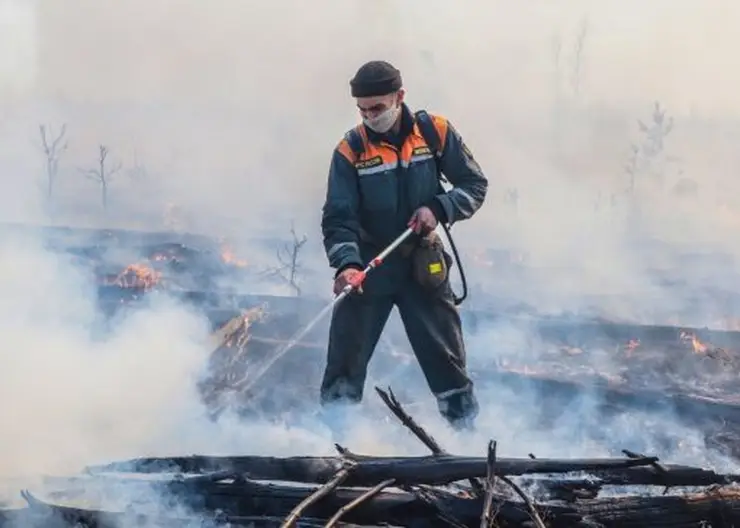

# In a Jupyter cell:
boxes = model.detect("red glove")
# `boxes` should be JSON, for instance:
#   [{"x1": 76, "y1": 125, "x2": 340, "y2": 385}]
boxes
[
  {"x1": 333, "y1": 267, "x2": 365, "y2": 295},
  {"x1": 408, "y1": 206, "x2": 438, "y2": 235}
]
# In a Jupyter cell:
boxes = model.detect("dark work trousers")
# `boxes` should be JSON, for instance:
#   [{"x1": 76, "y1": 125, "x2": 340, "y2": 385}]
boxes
[{"x1": 319, "y1": 277, "x2": 479, "y2": 430}]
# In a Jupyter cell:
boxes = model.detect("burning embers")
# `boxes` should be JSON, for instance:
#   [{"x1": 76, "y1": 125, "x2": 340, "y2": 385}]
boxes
[
  {"x1": 220, "y1": 244, "x2": 248, "y2": 268},
  {"x1": 618, "y1": 331, "x2": 731, "y2": 361},
  {"x1": 97, "y1": 239, "x2": 250, "y2": 293},
  {"x1": 680, "y1": 331, "x2": 710, "y2": 354},
  {"x1": 679, "y1": 330, "x2": 732, "y2": 362},
  {"x1": 106, "y1": 263, "x2": 162, "y2": 290}
]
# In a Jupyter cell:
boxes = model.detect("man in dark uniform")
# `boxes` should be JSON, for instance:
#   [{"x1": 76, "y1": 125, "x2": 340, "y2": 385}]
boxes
[{"x1": 320, "y1": 60, "x2": 488, "y2": 430}]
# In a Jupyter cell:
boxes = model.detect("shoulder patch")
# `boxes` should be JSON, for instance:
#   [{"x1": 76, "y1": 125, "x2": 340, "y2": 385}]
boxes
[
  {"x1": 355, "y1": 155, "x2": 383, "y2": 170},
  {"x1": 336, "y1": 139, "x2": 355, "y2": 162}
]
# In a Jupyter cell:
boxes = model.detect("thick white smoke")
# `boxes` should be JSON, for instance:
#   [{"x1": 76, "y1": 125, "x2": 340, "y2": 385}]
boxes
[{"x1": 0, "y1": 0, "x2": 739, "y2": 515}]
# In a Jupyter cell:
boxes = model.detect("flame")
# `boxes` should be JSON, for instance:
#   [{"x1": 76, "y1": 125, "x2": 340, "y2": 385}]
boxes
[
  {"x1": 111, "y1": 263, "x2": 162, "y2": 290},
  {"x1": 679, "y1": 331, "x2": 709, "y2": 354},
  {"x1": 220, "y1": 244, "x2": 248, "y2": 267}
]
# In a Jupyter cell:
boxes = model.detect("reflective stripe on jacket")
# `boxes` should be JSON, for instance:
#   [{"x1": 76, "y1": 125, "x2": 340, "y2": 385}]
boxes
[{"x1": 321, "y1": 104, "x2": 488, "y2": 294}]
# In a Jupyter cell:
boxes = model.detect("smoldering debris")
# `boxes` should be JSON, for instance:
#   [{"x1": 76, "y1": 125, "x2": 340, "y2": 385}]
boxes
[
  {"x1": 4, "y1": 388, "x2": 740, "y2": 527},
  {"x1": 7, "y1": 223, "x2": 740, "y2": 525},
  {"x1": 13, "y1": 222, "x2": 740, "y2": 445}
]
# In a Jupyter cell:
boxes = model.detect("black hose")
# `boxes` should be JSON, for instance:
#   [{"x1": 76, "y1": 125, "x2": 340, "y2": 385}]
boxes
[{"x1": 440, "y1": 221, "x2": 468, "y2": 306}]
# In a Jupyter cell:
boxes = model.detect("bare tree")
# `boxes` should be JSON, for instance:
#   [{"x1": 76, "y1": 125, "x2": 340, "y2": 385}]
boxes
[
  {"x1": 570, "y1": 16, "x2": 589, "y2": 97},
  {"x1": 264, "y1": 221, "x2": 308, "y2": 296},
  {"x1": 38, "y1": 123, "x2": 68, "y2": 203},
  {"x1": 550, "y1": 32, "x2": 563, "y2": 95},
  {"x1": 624, "y1": 101, "x2": 676, "y2": 195},
  {"x1": 127, "y1": 148, "x2": 148, "y2": 182},
  {"x1": 80, "y1": 145, "x2": 122, "y2": 210}
]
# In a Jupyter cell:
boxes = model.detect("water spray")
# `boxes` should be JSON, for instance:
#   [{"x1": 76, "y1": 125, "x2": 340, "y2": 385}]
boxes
[{"x1": 229, "y1": 227, "x2": 415, "y2": 395}]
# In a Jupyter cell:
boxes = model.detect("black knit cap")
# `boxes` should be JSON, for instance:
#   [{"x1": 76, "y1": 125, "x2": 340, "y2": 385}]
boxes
[{"x1": 349, "y1": 60, "x2": 403, "y2": 97}]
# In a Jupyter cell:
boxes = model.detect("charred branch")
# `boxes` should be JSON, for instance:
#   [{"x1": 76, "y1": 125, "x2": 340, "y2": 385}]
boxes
[
  {"x1": 496, "y1": 474, "x2": 546, "y2": 528},
  {"x1": 18, "y1": 489, "x2": 393, "y2": 527},
  {"x1": 480, "y1": 440, "x2": 498, "y2": 527},
  {"x1": 90, "y1": 452, "x2": 731, "y2": 488},
  {"x1": 375, "y1": 386, "x2": 485, "y2": 496},
  {"x1": 281, "y1": 463, "x2": 355, "y2": 528},
  {"x1": 323, "y1": 478, "x2": 396, "y2": 528}
]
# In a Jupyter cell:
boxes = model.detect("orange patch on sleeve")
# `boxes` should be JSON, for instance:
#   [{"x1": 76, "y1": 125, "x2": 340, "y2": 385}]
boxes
[
  {"x1": 336, "y1": 139, "x2": 355, "y2": 163},
  {"x1": 430, "y1": 114, "x2": 449, "y2": 151}
]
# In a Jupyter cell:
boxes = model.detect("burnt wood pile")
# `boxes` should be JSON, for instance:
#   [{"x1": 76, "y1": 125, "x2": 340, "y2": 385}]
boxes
[{"x1": 3, "y1": 387, "x2": 740, "y2": 527}]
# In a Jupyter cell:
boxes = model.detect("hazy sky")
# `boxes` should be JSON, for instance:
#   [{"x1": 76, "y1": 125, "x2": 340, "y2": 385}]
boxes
[
  {"x1": 0, "y1": 0, "x2": 737, "y2": 273},
  {"x1": 3, "y1": 0, "x2": 732, "y2": 115}
]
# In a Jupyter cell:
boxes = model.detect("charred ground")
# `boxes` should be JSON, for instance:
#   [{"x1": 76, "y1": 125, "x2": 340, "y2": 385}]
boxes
[{"x1": 2, "y1": 223, "x2": 740, "y2": 526}]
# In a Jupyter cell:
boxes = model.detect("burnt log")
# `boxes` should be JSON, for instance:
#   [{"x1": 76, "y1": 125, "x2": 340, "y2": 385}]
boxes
[
  {"x1": 84, "y1": 453, "x2": 737, "y2": 488},
  {"x1": 19, "y1": 475, "x2": 581, "y2": 528},
  {"x1": 17, "y1": 472, "x2": 740, "y2": 527},
  {"x1": 576, "y1": 487, "x2": 740, "y2": 527},
  {"x1": 15, "y1": 490, "x2": 395, "y2": 528}
]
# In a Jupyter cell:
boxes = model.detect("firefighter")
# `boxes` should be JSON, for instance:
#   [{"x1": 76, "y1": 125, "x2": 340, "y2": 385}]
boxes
[{"x1": 320, "y1": 60, "x2": 489, "y2": 430}]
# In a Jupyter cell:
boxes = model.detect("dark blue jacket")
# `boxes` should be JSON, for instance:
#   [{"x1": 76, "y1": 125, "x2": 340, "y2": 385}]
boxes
[{"x1": 321, "y1": 104, "x2": 488, "y2": 295}]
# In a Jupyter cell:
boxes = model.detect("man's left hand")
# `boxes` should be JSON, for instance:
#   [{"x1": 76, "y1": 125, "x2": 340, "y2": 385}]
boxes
[{"x1": 408, "y1": 206, "x2": 437, "y2": 235}]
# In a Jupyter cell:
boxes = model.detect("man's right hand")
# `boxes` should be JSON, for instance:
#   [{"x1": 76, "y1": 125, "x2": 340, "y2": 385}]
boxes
[{"x1": 333, "y1": 267, "x2": 365, "y2": 295}]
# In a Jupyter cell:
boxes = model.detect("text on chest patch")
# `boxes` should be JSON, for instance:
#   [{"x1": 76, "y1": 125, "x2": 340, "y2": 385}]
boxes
[{"x1": 355, "y1": 156, "x2": 383, "y2": 170}]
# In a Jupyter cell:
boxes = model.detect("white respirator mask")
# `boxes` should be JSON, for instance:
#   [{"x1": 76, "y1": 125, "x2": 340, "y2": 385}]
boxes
[{"x1": 363, "y1": 102, "x2": 401, "y2": 133}]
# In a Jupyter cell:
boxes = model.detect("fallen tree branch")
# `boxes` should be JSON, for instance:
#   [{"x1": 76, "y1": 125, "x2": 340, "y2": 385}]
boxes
[
  {"x1": 324, "y1": 478, "x2": 396, "y2": 528},
  {"x1": 623, "y1": 448, "x2": 671, "y2": 495},
  {"x1": 281, "y1": 463, "x2": 356, "y2": 528},
  {"x1": 497, "y1": 474, "x2": 547, "y2": 528},
  {"x1": 375, "y1": 385, "x2": 485, "y2": 496},
  {"x1": 480, "y1": 440, "x2": 498, "y2": 528},
  {"x1": 90, "y1": 452, "x2": 717, "y2": 488},
  {"x1": 374, "y1": 386, "x2": 445, "y2": 454},
  {"x1": 20, "y1": 489, "x2": 394, "y2": 527}
]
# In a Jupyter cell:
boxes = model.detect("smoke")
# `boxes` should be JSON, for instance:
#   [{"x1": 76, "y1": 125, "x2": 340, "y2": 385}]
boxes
[
  {"x1": 0, "y1": 230, "x2": 212, "y2": 478},
  {"x1": 0, "y1": 0, "x2": 739, "y2": 519}
]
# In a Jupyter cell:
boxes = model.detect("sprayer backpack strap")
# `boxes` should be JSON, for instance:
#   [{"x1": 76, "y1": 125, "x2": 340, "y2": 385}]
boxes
[
  {"x1": 344, "y1": 128, "x2": 365, "y2": 160},
  {"x1": 414, "y1": 110, "x2": 468, "y2": 306},
  {"x1": 344, "y1": 112, "x2": 468, "y2": 305},
  {"x1": 344, "y1": 111, "x2": 445, "y2": 180},
  {"x1": 413, "y1": 110, "x2": 449, "y2": 186}
]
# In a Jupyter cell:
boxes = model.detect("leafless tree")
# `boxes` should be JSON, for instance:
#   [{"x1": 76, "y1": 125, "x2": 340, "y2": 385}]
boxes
[
  {"x1": 550, "y1": 32, "x2": 563, "y2": 95},
  {"x1": 570, "y1": 16, "x2": 589, "y2": 97},
  {"x1": 625, "y1": 101, "x2": 676, "y2": 195},
  {"x1": 80, "y1": 145, "x2": 122, "y2": 210},
  {"x1": 265, "y1": 221, "x2": 308, "y2": 296},
  {"x1": 38, "y1": 123, "x2": 68, "y2": 202},
  {"x1": 126, "y1": 148, "x2": 148, "y2": 182}
]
